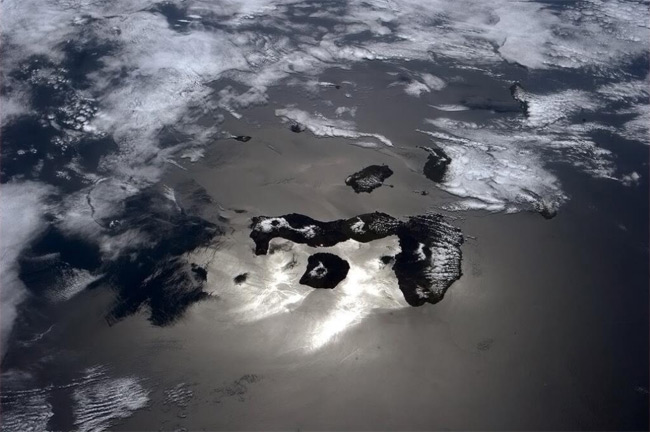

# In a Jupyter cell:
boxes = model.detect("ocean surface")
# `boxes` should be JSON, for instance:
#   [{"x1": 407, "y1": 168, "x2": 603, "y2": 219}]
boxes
[{"x1": 1, "y1": 0, "x2": 648, "y2": 430}]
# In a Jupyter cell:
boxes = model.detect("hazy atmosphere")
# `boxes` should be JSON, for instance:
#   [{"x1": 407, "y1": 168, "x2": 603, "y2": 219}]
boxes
[{"x1": 1, "y1": 0, "x2": 648, "y2": 430}]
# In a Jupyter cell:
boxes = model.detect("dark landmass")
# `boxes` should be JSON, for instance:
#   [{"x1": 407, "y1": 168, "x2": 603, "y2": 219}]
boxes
[
  {"x1": 299, "y1": 253, "x2": 350, "y2": 289},
  {"x1": 527, "y1": 190, "x2": 559, "y2": 219},
  {"x1": 232, "y1": 135, "x2": 251, "y2": 142},
  {"x1": 419, "y1": 146, "x2": 451, "y2": 183},
  {"x1": 393, "y1": 214, "x2": 463, "y2": 306},
  {"x1": 250, "y1": 212, "x2": 463, "y2": 306},
  {"x1": 234, "y1": 273, "x2": 248, "y2": 284},
  {"x1": 290, "y1": 123, "x2": 306, "y2": 133},
  {"x1": 510, "y1": 82, "x2": 530, "y2": 117},
  {"x1": 345, "y1": 165, "x2": 394, "y2": 193},
  {"x1": 534, "y1": 202, "x2": 558, "y2": 219},
  {"x1": 191, "y1": 264, "x2": 208, "y2": 281},
  {"x1": 250, "y1": 212, "x2": 399, "y2": 255}
]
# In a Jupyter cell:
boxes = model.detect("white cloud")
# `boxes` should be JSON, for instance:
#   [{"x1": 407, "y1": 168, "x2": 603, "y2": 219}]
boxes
[
  {"x1": 275, "y1": 107, "x2": 393, "y2": 146},
  {"x1": 0, "y1": 0, "x2": 647, "y2": 346},
  {"x1": 0, "y1": 181, "x2": 54, "y2": 354}
]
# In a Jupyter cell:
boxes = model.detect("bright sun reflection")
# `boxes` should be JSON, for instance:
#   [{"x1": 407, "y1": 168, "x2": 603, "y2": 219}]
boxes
[
  {"x1": 207, "y1": 236, "x2": 408, "y2": 351},
  {"x1": 234, "y1": 250, "x2": 309, "y2": 321},
  {"x1": 307, "y1": 240, "x2": 406, "y2": 350}
]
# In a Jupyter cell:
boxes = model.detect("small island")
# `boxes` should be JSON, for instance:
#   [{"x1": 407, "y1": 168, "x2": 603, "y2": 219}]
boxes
[
  {"x1": 345, "y1": 165, "x2": 394, "y2": 193},
  {"x1": 299, "y1": 253, "x2": 350, "y2": 289}
]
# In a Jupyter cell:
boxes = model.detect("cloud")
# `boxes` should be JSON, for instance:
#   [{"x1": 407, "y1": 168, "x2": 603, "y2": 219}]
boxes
[
  {"x1": 0, "y1": 0, "x2": 647, "y2": 347},
  {"x1": 275, "y1": 107, "x2": 393, "y2": 146},
  {"x1": 0, "y1": 181, "x2": 54, "y2": 353},
  {"x1": 1, "y1": 365, "x2": 149, "y2": 432}
]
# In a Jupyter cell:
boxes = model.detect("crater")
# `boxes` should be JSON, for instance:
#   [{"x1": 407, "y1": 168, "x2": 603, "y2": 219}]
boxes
[{"x1": 299, "y1": 253, "x2": 350, "y2": 289}]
